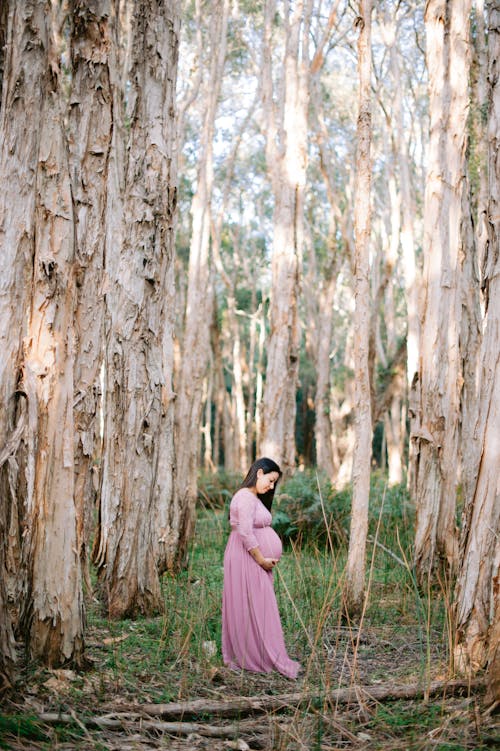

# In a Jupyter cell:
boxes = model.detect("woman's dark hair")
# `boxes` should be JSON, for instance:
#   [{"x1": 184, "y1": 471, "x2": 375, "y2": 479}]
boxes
[{"x1": 240, "y1": 457, "x2": 282, "y2": 511}]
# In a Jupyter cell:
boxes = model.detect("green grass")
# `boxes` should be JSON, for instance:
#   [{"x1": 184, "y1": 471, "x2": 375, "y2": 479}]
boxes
[
  {"x1": 0, "y1": 716, "x2": 49, "y2": 748},
  {"x1": 2, "y1": 472, "x2": 491, "y2": 750},
  {"x1": 0, "y1": 714, "x2": 87, "y2": 750},
  {"x1": 82, "y1": 483, "x2": 451, "y2": 699},
  {"x1": 364, "y1": 699, "x2": 496, "y2": 750}
]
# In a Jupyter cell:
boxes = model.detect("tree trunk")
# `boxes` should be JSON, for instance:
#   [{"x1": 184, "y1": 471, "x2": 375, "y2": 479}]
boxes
[
  {"x1": 455, "y1": 263, "x2": 499, "y2": 676},
  {"x1": 68, "y1": 0, "x2": 113, "y2": 598},
  {"x1": 93, "y1": 0, "x2": 179, "y2": 616},
  {"x1": 314, "y1": 269, "x2": 336, "y2": 476},
  {"x1": 334, "y1": 332, "x2": 356, "y2": 489},
  {"x1": 385, "y1": 397, "x2": 403, "y2": 485},
  {"x1": 18, "y1": 3, "x2": 85, "y2": 665},
  {"x1": 212, "y1": 222, "x2": 250, "y2": 476},
  {"x1": 229, "y1": 296, "x2": 248, "y2": 473},
  {"x1": 202, "y1": 368, "x2": 215, "y2": 473},
  {"x1": 222, "y1": 389, "x2": 238, "y2": 472},
  {"x1": 0, "y1": 0, "x2": 49, "y2": 673},
  {"x1": 0, "y1": 2, "x2": 7, "y2": 108},
  {"x1": 246, "y1": 293, "x2": 259, "y2": 466},
  {"x1": 254, "y1": 303, "x2": 266, "y2": 454},
  {"x1": 344, "y1": 0, "x2": 373, "y2": 617},
  {"x1": 387, "y1": 18, "x2": 420, "y2": 394},
  {"x1": 454, "y1": 0, "x2": 499, "y2": 690},
  {"x1": 311, "y1": 82, "x2": 351, "y2": 482},
  {"x1": 459, "y1": 179, "x2": 482, "y2": 504},
  {"x1": 382, "y1": 166, "x2": 404, "y2": 486},
  {"x1": 210, "y1": 302, "x2": 224, "y2": 469},
  {"x1": 385, "y1": 21, "x2": 421, "y2": 493},
  {"x1": 413, "y1": 0, "x2": 472, "y2": 582},
  {"x1": 471, "y1": 0, "x2": 489, "y2": 275},
  {"x1": 174, "y1": 0, "x2": 229, "y2": 562},
  {"x1": 259, "y1": 0, "x2": 311, "y2": 472}
]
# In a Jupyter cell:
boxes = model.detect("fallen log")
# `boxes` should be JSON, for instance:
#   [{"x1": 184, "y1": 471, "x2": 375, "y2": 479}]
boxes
[
  {"x1": 37, "y1": 713, "x2": 243, "y2": 739},
  {"x1": 138, "y1": 678, "x2": 483, "y2": 720},
  {"x1": 33, "y1": 678, "x2": 483, "y2": 741}
]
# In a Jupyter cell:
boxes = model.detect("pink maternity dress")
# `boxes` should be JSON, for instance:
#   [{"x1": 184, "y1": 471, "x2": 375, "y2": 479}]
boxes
[{"x1": 222, "y1": 488, "x2": 300, "y2": 679}]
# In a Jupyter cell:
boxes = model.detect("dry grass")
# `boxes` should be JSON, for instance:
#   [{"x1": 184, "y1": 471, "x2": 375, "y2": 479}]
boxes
[{"x1": 1, "y1": 501, "x2": 497, "y2": 751}]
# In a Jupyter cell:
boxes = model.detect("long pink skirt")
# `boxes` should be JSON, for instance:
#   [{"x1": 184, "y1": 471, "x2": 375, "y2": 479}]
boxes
[{"x1": 222, "y1": 526, "x2": 300, "y2": 679}]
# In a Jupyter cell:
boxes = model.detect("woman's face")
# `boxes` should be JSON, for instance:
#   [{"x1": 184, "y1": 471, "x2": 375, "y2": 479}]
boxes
[{"x1": 255, "y1": 470, "x2": 280, "y2": 495}]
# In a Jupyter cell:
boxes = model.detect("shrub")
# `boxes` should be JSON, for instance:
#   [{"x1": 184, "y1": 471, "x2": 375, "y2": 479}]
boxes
[
  {"x1": 272, "y1": 470, "x2": 350, "y2": 546},
  {"x1": 273, "y1": 469, "x2": 413, "y2": 550},
  {"x1": 197, "y1": 469, "x2": 241, "y2": 509}
]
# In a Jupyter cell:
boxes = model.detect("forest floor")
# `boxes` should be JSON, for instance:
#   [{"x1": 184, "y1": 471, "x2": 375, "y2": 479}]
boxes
[{"x1": 1, "y1": 504, "x2": 499, "y2": 751}]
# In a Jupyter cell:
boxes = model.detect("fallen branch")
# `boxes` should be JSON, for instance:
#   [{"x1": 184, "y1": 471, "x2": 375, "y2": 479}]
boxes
[
  {"x1": 38, "y1": 713, "x2": 241, "y2": 739},
  {"x1": 34, "y1": 678, "x2": 483, "y2": 740},
  {"x1": 138, "y1": 678, "x2": 482, "y2": 719}
]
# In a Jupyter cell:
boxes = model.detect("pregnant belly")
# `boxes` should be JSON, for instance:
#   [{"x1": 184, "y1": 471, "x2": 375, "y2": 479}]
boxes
[{"x1": 254, "y1": 526, "x2": 283, "y2": 560}]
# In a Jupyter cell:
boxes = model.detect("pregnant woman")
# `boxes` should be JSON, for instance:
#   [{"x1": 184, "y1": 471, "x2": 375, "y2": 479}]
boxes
[{"x1": 222, "y1": 457, "x2": 300, "y2": 679}]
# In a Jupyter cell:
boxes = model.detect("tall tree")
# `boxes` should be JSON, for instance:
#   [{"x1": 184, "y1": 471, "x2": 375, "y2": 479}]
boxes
[
  {"x1": 259, "y1": 0, "x2": 312, "y2": 472},
  {"x1": 312, "y1": 260, "x2": 337, "y2": 477},
  {"x1": 454, "y1": 0, "x2": 499, "y2": 703},
  {"x1": 20, "y1": 2, "x2": 85, "y2": 665},
  {"x1": 412, "y1": 0, "x2": 472, "y2": 581},
  {"x1": 471, "y1": 0, "x2": 489, "y2": 274},
  {"x1": 0, "y1": 0, "x2": 85, "y2": 667},
  {"x1": 93, "y1": 0, "x2": 179, "y2": 615},
  {"x1": 68, "y1": 0, "x2": 113, "y2": 594},
  {"x1": 0, "y1": 0, "x2": 47, "y2": 676},
  {"x1": 174, "y1": 0, "x2": 230, "y2": 561},
  {"x1": 344, "y1": 0, "x2": 373, "y2": 616},
  {"x1": 310, "y1": 85, "x2": 347, "y2": 478}
]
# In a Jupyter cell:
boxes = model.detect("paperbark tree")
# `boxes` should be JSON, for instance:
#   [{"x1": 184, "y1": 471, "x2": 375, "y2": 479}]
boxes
[
  {"x1": 259, "y1": 0, "x2": 312, "y2": 473},
  {"x1": 471, "y1": 0, "x2": 489, "y2": 274},
  {"x1": 93, "y1": 0, "x2": 179, "y2": 616},
  {"x1": 210, "y1": 102, "x2": 257, "y2": 474},
  {"x1": 0, "y1": 0, "x2": 48, "y2": 674},
  {"x1": 387, "y1": 24, "x2": 421, "y2": 494},
  {"x1": 174, "y1": 0, "x2": 229, "y2": 562},
  {"x1": 412, "y1": 0, "x2": 472, "y2": 581},
  {"x1": 313, "y1": 264, "x2": 337, "y2": 476},
  {"x1": 311, "y1": 97, "x2": 347, "y2": 478},
  {"x1": 0, "y1": 3, "x2": 6, "y2": 105},
  {"x1": 455, "y1": 0, "x2": 500, "y2": 702},
  {"x1": 68, "y1": 0, "x2": 113, "y2": 594},
  {"x1": 381, "y1": 171, "x2": 404, "y2": 486},
  {"x1": 344, "y1": 0, "x2": 373, "y2": 617},
  {"x1": 0, "y1": 0, "x2": 85, "y2": 668},
  {"x1": 19, "y1": 3, "x2": 85, "y2": 665}
]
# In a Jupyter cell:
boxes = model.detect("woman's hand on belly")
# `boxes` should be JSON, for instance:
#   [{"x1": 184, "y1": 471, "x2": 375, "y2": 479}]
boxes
[{"x1": 248, "y1": 546, "x2": 279, "y2": 570}]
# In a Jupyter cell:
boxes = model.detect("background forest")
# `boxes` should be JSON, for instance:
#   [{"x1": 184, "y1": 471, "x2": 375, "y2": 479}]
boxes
[{"x1": 0, "y1": 0, "x2": 499, "y2": 749}]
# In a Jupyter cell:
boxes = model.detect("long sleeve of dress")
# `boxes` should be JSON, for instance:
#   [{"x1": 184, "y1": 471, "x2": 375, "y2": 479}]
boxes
[{"x1": 233, "y1": 491, "x2": 259, "y2": 550}]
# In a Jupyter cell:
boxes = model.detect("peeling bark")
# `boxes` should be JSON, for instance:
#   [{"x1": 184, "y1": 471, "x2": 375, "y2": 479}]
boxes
[
  {"x1": 0, "y1": 0, "x2": 48, "y2": 674},
  {"x1": 455, "y1": 1, "x2": 500, "y2": 690},
  {"x1": 20, "y1": 4, "x2": 84, "y2": 666},
  {"x1": 94, "y1": 0, "x2": 179, "y2": 616},
  {"x1": 413, "y1": 0, "x2": 472, "y2": 581},
  {"x1": 68, "y1": 0, "x2": 113, "y2": 597}
]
